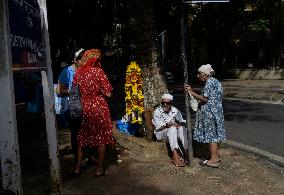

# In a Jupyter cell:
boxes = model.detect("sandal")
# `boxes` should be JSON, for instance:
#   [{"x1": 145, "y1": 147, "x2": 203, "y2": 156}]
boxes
[
  {"x1": 94, "y1": 170, "x2": 106, "y2": 177},
  {"x1": 201, "y1": 159, "x2": 222, "y2": 163},
  {"x1": 205, "y1": 159, "x2": 221, "y2": 163},
  {"x1": 199, "y1": 160, "x2": 219, "y2": 168}
]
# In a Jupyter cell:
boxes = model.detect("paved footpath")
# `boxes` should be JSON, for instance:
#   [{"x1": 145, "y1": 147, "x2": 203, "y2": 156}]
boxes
[
  {"x1": 171, "y1": 79, "x2": 284, "y2": 104},
  {"x1": 222, "y1": 79, "x2": 284, "y2": 104}
]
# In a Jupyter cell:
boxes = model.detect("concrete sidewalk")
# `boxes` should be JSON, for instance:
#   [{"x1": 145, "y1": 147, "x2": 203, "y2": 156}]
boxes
[
  {"x1": 170, "y1": 79, "x2": 284, "y2": 104},
  {"x1": 222, "y1": 79, "x2": 284, "y2": 104}
]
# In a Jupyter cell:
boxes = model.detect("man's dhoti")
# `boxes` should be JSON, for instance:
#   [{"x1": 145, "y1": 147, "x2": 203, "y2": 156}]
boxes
[{"x1": 155, "y1": 126, "x2": 189, "y2": 151}]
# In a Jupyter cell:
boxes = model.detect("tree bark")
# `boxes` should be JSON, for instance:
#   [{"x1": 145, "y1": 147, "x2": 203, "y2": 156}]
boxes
[
  {"x1": 126, "y1": 0, "x2": 168, "y2": 109},
  {"x1": 279, "y1": 0, "x2": 284, "y2": 68},
  {"x1": 125, "y1": 0, "x2": 169, "y2": 141}
]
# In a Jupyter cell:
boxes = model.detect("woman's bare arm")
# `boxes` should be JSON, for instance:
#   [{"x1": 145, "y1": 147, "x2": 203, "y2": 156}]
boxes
[
  {"x1": 56, "y1": 81, "x2": 69, "y2": 96},
  {"x1": 184, "y1": 85, "x2": 208, "y2": 102}
]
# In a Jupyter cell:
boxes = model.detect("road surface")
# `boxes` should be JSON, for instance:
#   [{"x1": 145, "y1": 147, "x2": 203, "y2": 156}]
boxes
[{"x1": 172, "y1": 93, "x2": 284, "y2": 157}]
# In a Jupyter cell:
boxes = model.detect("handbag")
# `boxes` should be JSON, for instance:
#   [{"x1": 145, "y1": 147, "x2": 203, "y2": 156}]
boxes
[
  {"x1": 68, "y1": 84, "x2": 82, "y2": 118},
  {"x1": 188, "y1": 92, "x2": 198, "y2": 112}
]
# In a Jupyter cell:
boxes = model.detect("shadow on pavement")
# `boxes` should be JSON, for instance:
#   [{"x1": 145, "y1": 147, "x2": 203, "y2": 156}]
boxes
[{"x1": 60, "y1": 144, "x2": 174, "y2": 195}]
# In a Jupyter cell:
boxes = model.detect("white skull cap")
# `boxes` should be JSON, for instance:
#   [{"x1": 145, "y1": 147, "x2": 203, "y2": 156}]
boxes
[{"x1": 162, "y1": 94, "x2": 173, "y2": 101}]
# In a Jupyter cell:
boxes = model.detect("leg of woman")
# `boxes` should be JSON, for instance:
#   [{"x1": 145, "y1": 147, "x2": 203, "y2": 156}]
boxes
[
  {"x1": 69, "y1": 117, "x2": 80, "y2": 161},
  {"x1": 86, "y1": 147, "x2": 98, "y2": 165},
  {"x1": 96, "y1": 144, "x2": 106, "y2": 175},
  {"x1": 208, "y1": 143, "x2": 219, "y2": 164},
  {"x1": 74, "y1": 145, "x2": 83, "y2": 173}
]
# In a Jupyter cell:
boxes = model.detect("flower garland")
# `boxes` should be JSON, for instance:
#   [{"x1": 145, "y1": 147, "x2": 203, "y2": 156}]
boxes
[{"x1": 125, "y1": 61, "x2": 144, "y2": 124}]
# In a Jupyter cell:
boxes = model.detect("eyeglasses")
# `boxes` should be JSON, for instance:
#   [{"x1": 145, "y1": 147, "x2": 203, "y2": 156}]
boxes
[{"x1": 161, "y1": 101, "x2": 172, "y2": 106}]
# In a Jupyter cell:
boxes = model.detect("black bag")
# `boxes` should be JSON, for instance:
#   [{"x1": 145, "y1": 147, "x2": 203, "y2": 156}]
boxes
[{"x1": 68, "y1": 84, "x2": 82, "y2": 118}]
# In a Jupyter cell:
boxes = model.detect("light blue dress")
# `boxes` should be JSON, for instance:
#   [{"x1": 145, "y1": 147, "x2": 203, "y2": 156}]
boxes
[
  {"x1": 193, "y1": 77, "x2": 226, "y2": 143},
  {"x1": 55, "y1": 65, "x2": 76, "y2": 115},
  {"x1": 58, "y1": 65, "x2": 76, "y2": 90}
]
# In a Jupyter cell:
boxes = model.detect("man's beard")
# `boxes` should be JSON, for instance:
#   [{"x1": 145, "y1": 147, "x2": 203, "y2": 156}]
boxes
[{"x1": 162, "y1": 106, "x2": 170, "y2": 113}]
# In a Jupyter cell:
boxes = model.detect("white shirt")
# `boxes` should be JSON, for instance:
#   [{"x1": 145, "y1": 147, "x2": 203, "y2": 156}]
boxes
[{"x1": 152, "y1": 106, "x2": 184, "y2": 132}]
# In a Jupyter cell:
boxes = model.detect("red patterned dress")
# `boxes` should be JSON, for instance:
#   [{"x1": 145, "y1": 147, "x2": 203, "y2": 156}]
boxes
[{"x1": 74, "y1": 66, "x2": 115, "y2": 147}]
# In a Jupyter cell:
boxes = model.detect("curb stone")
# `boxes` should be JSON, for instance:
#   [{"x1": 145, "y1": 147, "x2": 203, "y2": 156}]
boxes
[
  {"x1": 223, "y1": 97, "x2": 284, "y2": 105},
  {"x1": 224, "y1": 140, "x2": 284, "y2": 168}
]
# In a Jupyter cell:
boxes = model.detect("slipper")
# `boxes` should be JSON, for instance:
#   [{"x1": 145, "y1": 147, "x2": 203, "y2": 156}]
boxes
[
  {"x1": 205, "y1": 159, "x2": 221, "y2": 163},
  {"x1": 202, "y1": 158, "x2": 222, "y2": 163},
  {"x1": 202, "y1": 159, "x2": 222, "y2": 163},
  {"x1": 94, "y1": 171, "x2": 106, "y2": 177},
  {"x1": 205, "y1": 163, "x2": 218, "y2": 168},
  {"x1": 199, "y1": 160, "x2": 219, "y2": 168},
  {"x1": 199, "y1": 159, "x2": 208, "y2": 166}
]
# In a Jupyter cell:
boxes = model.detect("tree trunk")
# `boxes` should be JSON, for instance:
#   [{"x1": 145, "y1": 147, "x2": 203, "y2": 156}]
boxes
[
  {"x1": 126, "y1": 0, "x2": 168, "y2": 109},
  {"x1": 126, "y1": 0, "x2": 168, "y2": 141},
  {"x1": 279, "y1": 0, "x2": 284, "y2": 68}
]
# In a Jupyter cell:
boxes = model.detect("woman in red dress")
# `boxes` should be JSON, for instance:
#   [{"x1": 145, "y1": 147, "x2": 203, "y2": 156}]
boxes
[{"x1": 73, "y1": 49, "x2": 114, "y2": 176}]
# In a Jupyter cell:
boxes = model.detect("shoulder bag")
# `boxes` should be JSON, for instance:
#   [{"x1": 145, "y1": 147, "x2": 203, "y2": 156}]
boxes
[{"x1": 68, "y1": 84, "x2": 82, "y2": 118}]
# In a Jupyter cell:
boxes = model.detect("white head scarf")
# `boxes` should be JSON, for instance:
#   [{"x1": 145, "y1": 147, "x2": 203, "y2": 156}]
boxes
[
  {"x1": 198, "y1": 64, "x2": 215, "y2": 76},
  {"x1": 74, "y1": 48, "x2": 84, "y2": 59},
  {"x1": 162, "y1": 94, "x2": 173, "y2": 101}
]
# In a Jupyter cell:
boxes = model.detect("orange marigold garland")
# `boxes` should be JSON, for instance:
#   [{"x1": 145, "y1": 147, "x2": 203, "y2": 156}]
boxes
[{"x1": 125, "y1": 61, "x2": 144, "y2": 124}]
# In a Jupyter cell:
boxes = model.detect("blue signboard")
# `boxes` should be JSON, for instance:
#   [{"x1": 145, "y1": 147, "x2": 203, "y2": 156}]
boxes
[
  {"x1": 8, "y1": 0, "x2": 44, "y2": 69},
  {"x1": 8, "y1": 0, "x2": 45, "y2": 111}
]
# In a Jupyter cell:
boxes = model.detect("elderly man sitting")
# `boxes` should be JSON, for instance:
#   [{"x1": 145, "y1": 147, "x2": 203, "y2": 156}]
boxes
[{"x1": 152, "y1": 94, "x2": 189, "y2": 167}]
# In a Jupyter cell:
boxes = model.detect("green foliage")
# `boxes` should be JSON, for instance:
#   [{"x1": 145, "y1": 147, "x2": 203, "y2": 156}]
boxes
[
  {"x1": 248, "y1": 18, "x2": 270, "y2": 32},
  {"x1": 48, "y1": 0, "x2": 284, "y2": 71}
]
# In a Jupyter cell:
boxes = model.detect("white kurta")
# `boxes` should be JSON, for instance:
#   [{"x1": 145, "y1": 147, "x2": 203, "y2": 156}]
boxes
[{"x1": 152, "y1": 106, "x2": 188, "y2": 151}]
